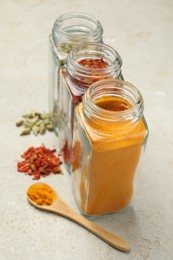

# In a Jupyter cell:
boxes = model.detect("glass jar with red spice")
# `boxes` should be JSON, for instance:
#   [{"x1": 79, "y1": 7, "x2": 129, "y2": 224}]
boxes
[
  {"x1": 49, "y1": 12, "x2": 103, "y2": 135},
  {"x1": 58, "y1": 42, "x2": 123, "y2": 172},
  {"x1": 71, "y1": 79, "x2": 148, "y2": 216}
]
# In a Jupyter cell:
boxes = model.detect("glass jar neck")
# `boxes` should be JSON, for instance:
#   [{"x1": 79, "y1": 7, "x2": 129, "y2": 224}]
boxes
[
  {"x1": 52, "y1": 12, "x2": 103, "y2": 55},
  {"x1": 66, "y1": 43, "x2": 123, "y2": 92},
  {"x1": 82, "y1": 79, "x2": 144, "y2": 128}
]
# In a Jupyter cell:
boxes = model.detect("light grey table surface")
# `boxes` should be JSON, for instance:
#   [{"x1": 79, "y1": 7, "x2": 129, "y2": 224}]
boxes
[{"x1": 0, "y1": 0, "x2": 173, "y2": 259}]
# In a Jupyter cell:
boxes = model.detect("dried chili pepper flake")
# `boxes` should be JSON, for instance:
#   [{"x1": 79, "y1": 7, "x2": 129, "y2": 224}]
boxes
[
  {"x1": 17, "y1": 145, "x2": 62, "y2": 180},
  {"x1": 69, "y1": 58, "x2": 110, "y2": 89},
  {"x1": 78, "y1": 58, "x2": 109, "y2": 69}
]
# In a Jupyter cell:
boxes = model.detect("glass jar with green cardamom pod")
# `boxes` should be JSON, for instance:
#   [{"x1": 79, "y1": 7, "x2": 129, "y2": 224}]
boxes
[{"x1": 49, "y1": 12, "x2": 103, "y2": 135}]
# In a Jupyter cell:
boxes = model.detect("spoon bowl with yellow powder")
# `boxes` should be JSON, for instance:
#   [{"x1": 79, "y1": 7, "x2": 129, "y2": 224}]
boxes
[{"x1": 27, "y1": 182, "x2": 130, "y2": 253}]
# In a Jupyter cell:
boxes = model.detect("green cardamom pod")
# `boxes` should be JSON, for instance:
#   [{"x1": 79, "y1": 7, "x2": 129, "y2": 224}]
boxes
[
  {"x1": 24, "y1": 122, "x2": 32, "y2": 128},
  {"x1": 20, "y1": 128, "x2": 31, "y2": 136},
  {"x1": 35, "y1": 120, "x2": 42, "y2": 126},
  {"x1": 23, "y1": 113, "x2": 32, "y2": 118},
  {"x1": 32, "y1": 125, "x2": 39, "y2": 136},
  {"x1": 46, "y1": 124, "x2": 54, "y2": 131},
  {"x1": 44, "y1": 118, "x2": 50, "y2": 125},
  {"x1": 35, "y1": 112, "x2": 41, "y2": 117},
  {"x1": 40, "y1": 113, "x2": 48, "y2": 120},
  {"x1": 18, "y1": 111, "x2": 54, "y2": 136},
  {"x1": 16, "y1": 120, "x2": 24, "y2": 127},
  {"x1": 32, "y1": 115, "x2": 39, "y2": 123},
  {"x1": 39, "y1": 123, "x2": 46, "y2": 135}
]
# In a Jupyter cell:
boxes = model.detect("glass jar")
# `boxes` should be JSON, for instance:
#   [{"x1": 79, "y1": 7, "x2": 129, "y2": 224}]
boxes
[
  {"x1": 71, "y1": 79, "x2": 149, "y2": 216},
  {"x1": 58, "y1": 43, "x2": 123, "y2": 172},
  {"x1": 48, "y1": 12, "x2": 103, "y2": 135}
]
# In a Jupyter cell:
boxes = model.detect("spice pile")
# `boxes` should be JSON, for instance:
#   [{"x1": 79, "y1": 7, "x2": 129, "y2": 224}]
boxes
[
  {"x1": 27, "y1": 183, "x2": 54, "y2": 205},
  {"x1": 17, "y1": 145, "x2": 62, "y2": 180},
  {"x1": 16, "y1": 111, "x2": 54, "y2": 136}
]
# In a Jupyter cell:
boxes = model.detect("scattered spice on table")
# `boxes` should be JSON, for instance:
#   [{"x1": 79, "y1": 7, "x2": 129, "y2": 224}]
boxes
[
  {"x1": 17, "y1": 145, "x2": 62, "y2": 180},
  {"x1": 16, "y1": 111, "x2": 54, "y2": 136},
  {"x1": 27, "y1": 183, "x2": 54, "y2": 205}
]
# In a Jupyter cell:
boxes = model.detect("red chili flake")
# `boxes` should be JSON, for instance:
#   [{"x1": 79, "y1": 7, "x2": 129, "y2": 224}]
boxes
[
  {"x1": 78, "y1": 58, "x2": 108, "y2": 69},
  {"x1": 17, "y1": 145, "x2": 62, "y2": 180},
  {"x1": 68, "y1": 58, "x2": 110, "y2": 88}
]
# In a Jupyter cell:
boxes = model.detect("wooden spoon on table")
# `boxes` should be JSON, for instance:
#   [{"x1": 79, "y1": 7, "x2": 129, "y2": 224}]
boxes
[{"x1": 27, "y1": 183, "x2": 130, "y2": 253}]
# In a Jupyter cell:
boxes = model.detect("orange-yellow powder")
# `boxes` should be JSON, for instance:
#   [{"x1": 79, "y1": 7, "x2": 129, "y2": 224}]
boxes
[
  {"x1": 27, "y1": 183, "x2": 54, "y2": 205},
  {"x1": 72, "y1": 96, "x2": 147, "y2": 215}
]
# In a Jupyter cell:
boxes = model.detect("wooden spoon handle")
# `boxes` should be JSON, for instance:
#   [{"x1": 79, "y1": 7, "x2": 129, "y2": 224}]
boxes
[
  {"x1": 51, "y1": 205, "x2": 130, "y2": 252},
  {"x1": 69, "y1": 211, "x2": 130, "y2": 252}
]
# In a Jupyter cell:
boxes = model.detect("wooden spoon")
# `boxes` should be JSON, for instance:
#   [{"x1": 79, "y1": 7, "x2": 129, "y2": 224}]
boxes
[{"x1": 27, "y1": 183, "x2": 130, "y2": 252}]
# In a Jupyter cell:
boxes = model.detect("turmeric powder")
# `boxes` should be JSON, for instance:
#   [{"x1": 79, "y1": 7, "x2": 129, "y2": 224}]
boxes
[
  {"x1": 27, "y1": 183, "x2": 55, "y2": 205},
  {"x1": 72, "y1": 80, "x2": 148, "y2": 216}
]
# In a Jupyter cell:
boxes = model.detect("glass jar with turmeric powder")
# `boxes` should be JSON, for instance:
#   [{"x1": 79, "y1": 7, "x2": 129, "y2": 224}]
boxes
[
  {"x1": 49, "y1": 12, "x2": 103, "y2": 135},
  {"x1": 58, "y1": 43, "x2": 123, "y2": 171},
  {"x1": 71, "y1": 79, "x2": 148, "y2": 216}
]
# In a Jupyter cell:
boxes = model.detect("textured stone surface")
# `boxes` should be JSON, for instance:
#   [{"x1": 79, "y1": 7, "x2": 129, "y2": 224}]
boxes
[{"x1": 0, "y1": 0, "x2": 173, "y2": 259}]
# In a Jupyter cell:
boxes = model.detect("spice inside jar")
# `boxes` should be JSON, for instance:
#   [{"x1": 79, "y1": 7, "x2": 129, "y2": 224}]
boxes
[
  {"x1": 58, "y1": 43, "x2": 123, "y2": 172},
  {"x1": 48, "y1": 12, "x2": 103, "y2": 135},
  {"x1": 71, "y1": 79, "x2": 148, "y2": 216},
  {"x1": 60, "y1": 58, "x2": 110, "y2": 166},
  {"x1": 78, "y1": 58, "x2": 108, "y2": 68}
]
